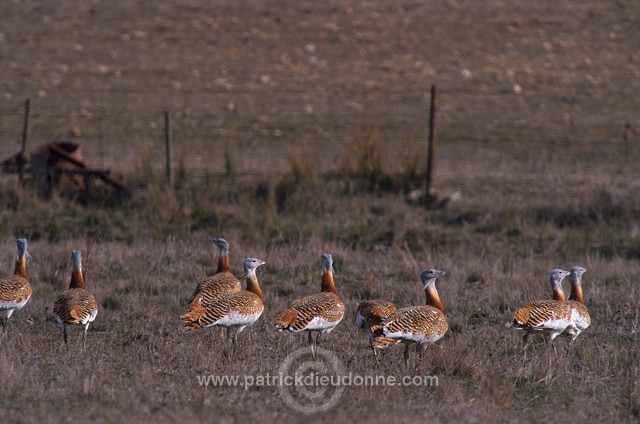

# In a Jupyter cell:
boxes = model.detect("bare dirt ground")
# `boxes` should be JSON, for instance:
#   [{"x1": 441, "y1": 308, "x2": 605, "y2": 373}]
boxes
[
  {"x1": 1, "y1": 1, "x2": 638, "y2": 175},
  {"x1": 0, "y1": 1, "x2": 639, "y2": 423}
]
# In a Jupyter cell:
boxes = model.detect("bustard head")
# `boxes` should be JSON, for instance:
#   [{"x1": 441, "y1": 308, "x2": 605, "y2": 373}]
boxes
[
  {"x1": 16, "y1": 238, "x2": 28, "y2": 259},
  {"x1": 243, "y1": 257, "x2": 265, "y2": 277},
  {"x1": 321, "y1": 253, "x2": 334, "y2": 273},
  {"x1": 420, "y1": 268, "x2": 446, "y2": 289},
  {"x1": 570, "y1": 266, "x2": 586, "y2": 283},
  {"x1": 548, "y1": 268, "x2": 570, "y2": 291},
  {"x1": 71, "y1": 251, "x2": 83, "y2": 270},
  {"x1": 211, "y1": 238, "x2": 230, "y2": 255}
]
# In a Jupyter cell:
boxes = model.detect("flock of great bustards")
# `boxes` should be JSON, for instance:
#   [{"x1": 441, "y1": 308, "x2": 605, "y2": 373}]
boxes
[{"x1": 0, "y1": 238, "x2": 590, "y2": 364}]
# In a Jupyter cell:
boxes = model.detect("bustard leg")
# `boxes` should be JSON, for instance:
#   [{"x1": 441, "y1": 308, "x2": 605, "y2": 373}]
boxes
[
  {"x1": 82, "y1": 323, "x2": 89, "y2": 351},
  {"x1": 521, "y1": 333, "x2": 528, "y2": 360},
  {"x1": 370, "y1": 340, "x2": 380, "y2": 367},
  {"x1": 63, "y1": 325, "x2": 69, "y2": 350},
  {"x1": 1, "y1": 317, "x2": 6, "y2": 336},
  {"x1": 223, "y1": 327, "x2": 239, "y2": 355},
  {"x1": 564, "y1": 337, "x2": 573, "y2": 355},
  {"x1": 543, "y1": 334, "x2": 557, "y2": 373},
  {"x1": 226, "y1": 327, "x2": 235, "y2": 342},
  {"x1": 567, "y1": 333, "x2": 579, "y2": 351},
  {"x1": 403, "y1": 343, "x2": 410, "y2": 367},
  {"x1": 308, "y1": 332, "x2": 315, "y2": 359}
]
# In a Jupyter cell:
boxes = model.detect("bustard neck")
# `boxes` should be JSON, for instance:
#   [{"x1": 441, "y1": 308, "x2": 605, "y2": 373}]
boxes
[
  {"x1": 69, "y1": 267, "x2": 86, "y2": 289},
  {"x1": 425, "y1": 284, "x2": 444, "y2": 313},
  {"x1": 217, "y1": 254, "x2": 232, "y2": 274},
  {"x1": 552, "y1": 287, "x2": 566, "y2": 301},
  {"x1": 569, "y1": 280, "x2": 584, "y2": 304},
  {"x1": 321, "y1": 269, "x2": 338, "y2": 295},
  {"x1": 14, "y1": 255, "x2": 27, "y2": 280},
  {"x1": 245, "y1": 272, "x2": 263, "y2": 302}
]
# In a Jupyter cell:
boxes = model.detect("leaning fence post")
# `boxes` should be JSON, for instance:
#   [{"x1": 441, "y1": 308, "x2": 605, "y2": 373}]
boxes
[
  {"x1": 425, "y1": 85, "x2": 436, "y2": 205},
  {"x1": 164, "y1": 110, "x2": 173, "y2": 187},
  {"x1": 19, "y1": 98, "x2": 30, "y2": 183}
]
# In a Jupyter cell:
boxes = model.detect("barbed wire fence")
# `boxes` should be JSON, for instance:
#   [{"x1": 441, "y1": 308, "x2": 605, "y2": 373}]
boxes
[{"x1": 0, "y1": 84, "x2": 637, "y2": 192}]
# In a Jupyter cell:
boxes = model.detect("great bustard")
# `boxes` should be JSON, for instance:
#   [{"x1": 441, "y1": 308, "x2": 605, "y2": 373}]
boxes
[
  {"x1": 0, "y1": 239, "x2": 32, "y2": 334},
  {"x1": 372, "y1": 269, "x2": 448, "y2": 366},
  {"x1": 355, "y1": 300, "x2": 397, "y2": 361},
  {"x1": 274, "y1": 253, "x2": 345, "y2": 359},
  {"x1": 54, "y1": 251, "x2": 99, "y2": 350},
  {"x1": 181, "y1": 238, "x2": 241, "y2": 322},
  {"x1": 564, "y1": 266, "x2": 591, "y2": 343},
  {"x1": 181, "y1": 258, "x2": 266, "y2": 343},
  {"x1": 510, "y1": 269, "x2": 574, "y2": 352}
]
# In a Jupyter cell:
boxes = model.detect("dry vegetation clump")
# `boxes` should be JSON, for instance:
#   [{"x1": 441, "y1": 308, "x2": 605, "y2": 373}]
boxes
[{"x1": 336, "y1": 127, "x2": 423, "y2": 194}]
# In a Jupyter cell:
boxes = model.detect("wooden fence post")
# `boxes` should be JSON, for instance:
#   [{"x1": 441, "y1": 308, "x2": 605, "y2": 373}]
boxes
[
  {"x1": 19, "y1": 98, "x2": 30, "y2": 183},
  {"x1": 164, "y1": 110, "x2": 173, "y2": 187},
  {"x1": 623, "y1": 123, "x2": 631, "y2": 162},
  {"x1": 98, "y1": 113, "x2": 104, "y2": 168},
  {"x1": 425, "y1": 85, "x2": 436, "y2": 204}
]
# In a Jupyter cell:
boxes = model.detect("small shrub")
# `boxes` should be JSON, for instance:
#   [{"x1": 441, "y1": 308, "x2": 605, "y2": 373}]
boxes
[
  {"x1": 287, "y1": 146, "x2": 317, "y2": 187},
  {"x1": 101, "y1": 296, "x2": 121, "y2": 310}
]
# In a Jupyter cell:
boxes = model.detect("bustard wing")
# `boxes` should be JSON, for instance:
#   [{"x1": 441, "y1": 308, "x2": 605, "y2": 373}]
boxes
[
  {"x1": 0, "y1": 275, "x2": 32, "y2": 304},
  {"x1": 356, "y1": 300, "x2": 396, "y2": 328},
  {"x1": 189, "y1": 292, "x2": 263, "y2": 329},
  {"x1": 188, "y1": 272, "x2": 241, "y2": 305},
  {"x1": 275, "y1": 292, "x2": 344, "y2": 331},
  {"x1": 54, "y1": 288, "x2": 98, "y2": 324},
  {"x1": 382, "y1": 305, "x2": 448, "y2": 339},
  {"x1": 512, "y1": 300, "x2": 572, "y2": 330}
]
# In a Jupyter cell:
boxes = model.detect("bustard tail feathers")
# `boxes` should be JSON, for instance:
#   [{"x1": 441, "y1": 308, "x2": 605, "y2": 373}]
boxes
[
  {"x1": 69, "y1": 308, "x2": 81, "y2": 323},
  {"x1": 370, "y1": 324, "x2": 399, "y2": 348},
  {"x1": 512, "y1": 306, "x2": 530, "y2": 327},
  {"x1": 273, "y1": 308, "x2": 298, "y2": 331},
  {"x1": 180, "y1": 299, "x2": 206, "y2": 330}
]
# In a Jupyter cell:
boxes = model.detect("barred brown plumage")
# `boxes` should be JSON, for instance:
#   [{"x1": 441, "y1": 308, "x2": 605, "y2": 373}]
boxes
[
  {"x1": 274, "y1": 253, "x2": 345, "y2": 359},
  {"x1": 0, "y1": 239, "x2": 32, "y2": 334},
  {"x1": 510, "y1": 269, "x2": 574, "y2": 352},
  {"x1": 182, "y1": 238, "x2": 241, "y2": 323},
  {"x1": 355, "y1": 300, "x2": 398, "y2": 360},
  {"x1": 54, "y1": 251, "x2": 98, "y2": 350},
  {"x1": 181, "y1": 258, "x2": 265, "y2": 343},
  {"x1": 372, "y1": 269, "x2": 448, "y2": 366}
]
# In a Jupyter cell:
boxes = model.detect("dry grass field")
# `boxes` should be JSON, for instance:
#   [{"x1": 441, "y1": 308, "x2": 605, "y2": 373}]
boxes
[{"x1": 0, "y1": 1, "x2": 639, "y2": 423}]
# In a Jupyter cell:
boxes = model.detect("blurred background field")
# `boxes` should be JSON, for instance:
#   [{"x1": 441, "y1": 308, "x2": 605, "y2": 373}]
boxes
[{"x1": 0, "y1": 1, "x2": 638, "y2": 423}]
